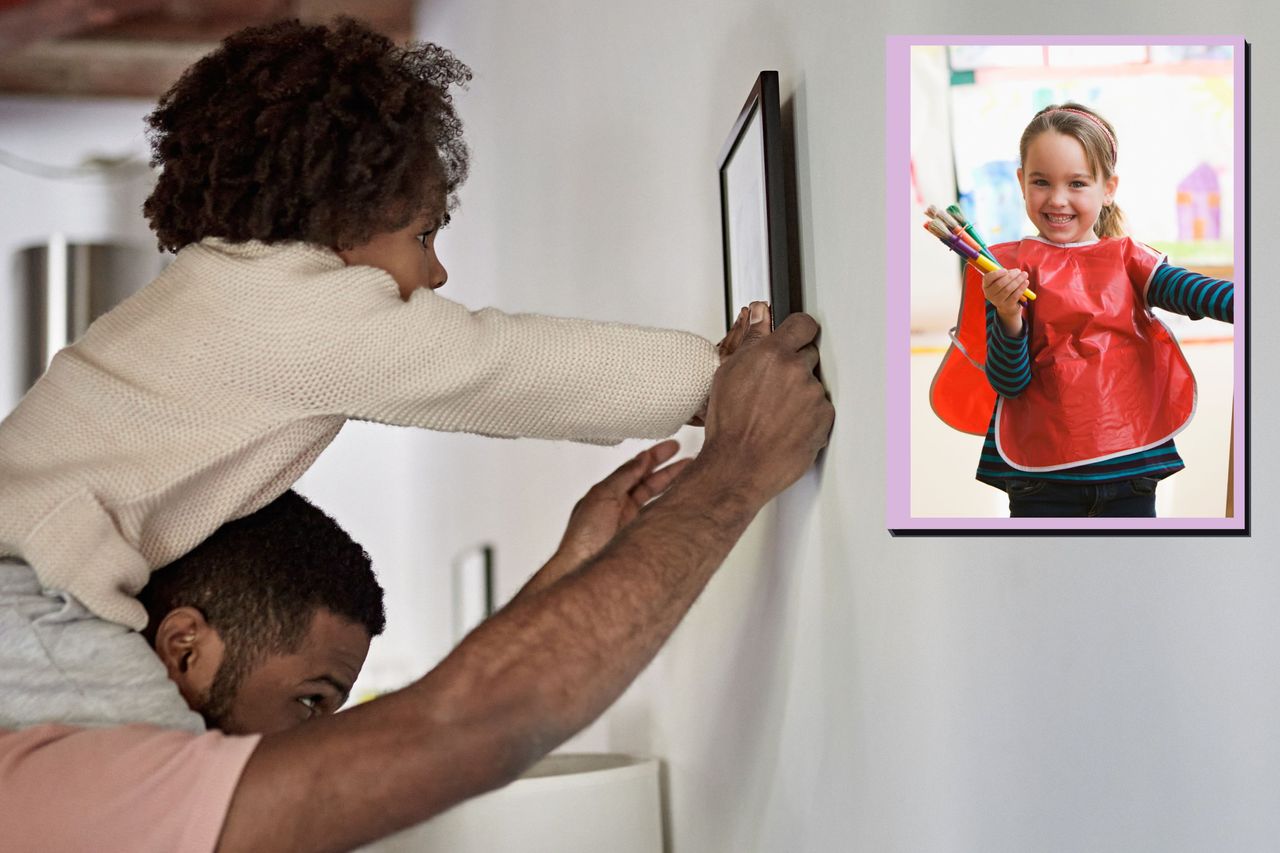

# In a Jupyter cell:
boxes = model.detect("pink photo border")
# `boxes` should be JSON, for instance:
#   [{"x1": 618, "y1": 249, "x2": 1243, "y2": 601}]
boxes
[{"x1": 884, "y1": 35, "x2": 1248, "y2": 533}]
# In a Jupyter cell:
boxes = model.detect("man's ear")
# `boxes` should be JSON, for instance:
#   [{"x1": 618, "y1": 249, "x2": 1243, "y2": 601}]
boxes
[{"x1": 153, "y1": 606, "x2": 225, "y2": 708}]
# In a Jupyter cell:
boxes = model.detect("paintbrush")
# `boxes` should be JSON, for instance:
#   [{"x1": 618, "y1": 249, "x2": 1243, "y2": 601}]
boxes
[
  {"x1": 927, "y1": 205, "x2": 987, "y2": 259},
  {"x1": 925, "y1": 205, "x2": 1035, "y2": 301},
  {"x1": 946, "y1": 203, "x2": 999, "y2": 265}
]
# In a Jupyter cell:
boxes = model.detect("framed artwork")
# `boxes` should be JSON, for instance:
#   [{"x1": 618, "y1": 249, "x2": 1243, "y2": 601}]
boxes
[
  {"x1": 718, "y1": 70, "x2": 794, "y2": 331},
  {"x1": 884, "y1": 36, "x2": 1248, "y2": 534}
]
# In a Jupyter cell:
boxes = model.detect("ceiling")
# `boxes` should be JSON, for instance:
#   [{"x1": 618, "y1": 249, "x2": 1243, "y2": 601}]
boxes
[{"x1": 0, "y1": 0, "x2": 414, "y2": 97}]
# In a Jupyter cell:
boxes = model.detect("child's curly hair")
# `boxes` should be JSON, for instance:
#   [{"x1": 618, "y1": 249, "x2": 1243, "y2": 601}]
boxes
[{"x1": 143, "y1": 17, "x2": 470, "y2": 253}]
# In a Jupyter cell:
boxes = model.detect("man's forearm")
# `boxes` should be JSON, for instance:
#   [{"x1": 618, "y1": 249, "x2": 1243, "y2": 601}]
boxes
[
  {"x1": 425, "y1": 445, "x2": 762, "y2": 750},
  {"x1": 217, "y1": 449, "x2": 765, "y2": 853}
]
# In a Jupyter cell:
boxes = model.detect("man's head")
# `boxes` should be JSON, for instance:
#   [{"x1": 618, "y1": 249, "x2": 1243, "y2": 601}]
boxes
[{"x1": 139, "y1": 490, "x2": 385, "y2": 735}]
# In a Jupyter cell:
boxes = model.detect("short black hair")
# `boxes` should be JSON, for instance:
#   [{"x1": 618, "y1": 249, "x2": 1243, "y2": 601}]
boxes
[
  {"x1": 143, "y1": 16, "x2": 471, "y2": 252},
  {"x1": 139, "y1": 490, "x2": 386, "y2": 664}
]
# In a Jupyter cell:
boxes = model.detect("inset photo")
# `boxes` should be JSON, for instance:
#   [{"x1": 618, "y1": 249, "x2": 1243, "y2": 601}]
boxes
[{"x1": 885, "y1": 36, "x2": 1247, "y2": 533}]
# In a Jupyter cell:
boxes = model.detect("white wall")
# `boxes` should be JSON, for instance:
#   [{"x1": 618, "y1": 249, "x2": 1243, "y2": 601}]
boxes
[{"x1": 405, "y1": 2, "x2": 1280, "y2": 852}]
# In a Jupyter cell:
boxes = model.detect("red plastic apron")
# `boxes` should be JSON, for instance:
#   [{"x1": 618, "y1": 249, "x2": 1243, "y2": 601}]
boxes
[
  {"x1": 932, "y1": 236, "x2": 1197, "y2": 471},
  {"x1": 928, "y1": 250, "x2": 998, "y2": 436}
]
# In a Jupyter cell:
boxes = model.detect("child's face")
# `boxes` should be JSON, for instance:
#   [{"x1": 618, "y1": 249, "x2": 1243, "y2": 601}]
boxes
[
  {"x1": 1017, "y1": 130, "x2": 1118, "y2": 244},
  {"x1": 337, "y1": 210, "x2": 449, "y2": 300}
]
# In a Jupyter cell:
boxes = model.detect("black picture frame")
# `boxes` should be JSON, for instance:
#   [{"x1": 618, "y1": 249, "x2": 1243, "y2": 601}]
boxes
[{"x1": 718, "y1": 70, "x2": 793, "y2": 332}]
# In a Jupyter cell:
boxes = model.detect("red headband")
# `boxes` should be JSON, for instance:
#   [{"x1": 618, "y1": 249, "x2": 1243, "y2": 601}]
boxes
[{"x1": 1049, "y1": 107, "x2": 1117, "y2": 165}]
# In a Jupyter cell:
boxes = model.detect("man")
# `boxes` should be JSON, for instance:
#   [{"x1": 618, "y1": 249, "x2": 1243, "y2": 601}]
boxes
[
  {"x1": 136, "y1": 489, "x2": 387, "y2": 736},
  {"x1": 0, "y1": 489, "x2": 388, "y2": 852},
  {"x1": 0, "y1": 306, "x2": 833, "y2": 852},
  {"x1": 0, "y1": 487, "x2": 385, "y2": 736}
]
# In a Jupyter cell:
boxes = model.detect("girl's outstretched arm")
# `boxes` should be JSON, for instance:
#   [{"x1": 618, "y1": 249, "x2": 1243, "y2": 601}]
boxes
[{"x1": 1146, "y1": 264, "x2": 1234, "y2": 323}]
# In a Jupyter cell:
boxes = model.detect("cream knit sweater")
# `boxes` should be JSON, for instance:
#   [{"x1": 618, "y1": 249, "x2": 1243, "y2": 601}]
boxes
[{"x1": 0, "y1": 239, "x2": 718, "y2": 629}]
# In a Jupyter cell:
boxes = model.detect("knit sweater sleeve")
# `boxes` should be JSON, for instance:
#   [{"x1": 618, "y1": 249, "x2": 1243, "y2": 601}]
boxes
[
  {"x1": 337, "y1": 291, "x2": 717, "y2": 444},
  {"x1": 218, "y1": 247, "x2": 719, "y2": 445}
]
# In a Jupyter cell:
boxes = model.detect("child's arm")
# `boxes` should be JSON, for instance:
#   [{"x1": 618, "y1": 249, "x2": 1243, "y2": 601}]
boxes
[
  {"x1": 294, "y1": 279, "x2": 719, "y2": 445},
  {"x1": 1146, "y1": 264, "x2": 1234, "y2": 323},
  {"x1": 981, "y1": 268, "x2": 1031, "y2": 399},
  {"x1": 984, "y1": 302, "x2": 1031, "y2": 398}
]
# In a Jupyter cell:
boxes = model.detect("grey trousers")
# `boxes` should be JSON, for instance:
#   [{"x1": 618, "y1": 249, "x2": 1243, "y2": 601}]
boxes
[{"x1": 0, "y1": 559, "x2": 204, "y2": 732}]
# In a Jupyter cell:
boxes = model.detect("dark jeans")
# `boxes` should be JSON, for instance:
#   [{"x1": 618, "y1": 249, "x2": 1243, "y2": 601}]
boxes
[{"x1": 1006, "y1": 477, "x2": 1159, "y2": 518}]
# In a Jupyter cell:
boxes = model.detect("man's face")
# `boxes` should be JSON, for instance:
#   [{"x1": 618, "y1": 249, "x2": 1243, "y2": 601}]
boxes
[{"x1": 188, "y1": 609, "x2": 371, "y2": 736}]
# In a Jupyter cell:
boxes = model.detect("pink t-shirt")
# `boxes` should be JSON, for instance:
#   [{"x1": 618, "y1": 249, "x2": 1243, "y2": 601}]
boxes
[{"x1": 0, "y1": 723, "x2": 260, "y2": 853}]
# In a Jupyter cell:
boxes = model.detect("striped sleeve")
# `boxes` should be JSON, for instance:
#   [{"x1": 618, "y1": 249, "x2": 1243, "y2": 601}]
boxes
[
  {"x1": 1146, "y1": 263, "x2": 1234, "y2": 323},
  {"x1": 984, "y1": 302, "x2": 1031, "y2": 397}
]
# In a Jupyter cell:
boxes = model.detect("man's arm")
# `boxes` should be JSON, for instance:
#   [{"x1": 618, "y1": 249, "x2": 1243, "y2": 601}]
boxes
[{"x1": 217, "y1": 307, "x2": 833, "y2": 853}]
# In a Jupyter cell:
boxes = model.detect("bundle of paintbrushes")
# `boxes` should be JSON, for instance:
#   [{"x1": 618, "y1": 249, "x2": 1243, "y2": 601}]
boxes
[{"x1": 924, "y1": 204, "x2": 1035, "y2": 301}]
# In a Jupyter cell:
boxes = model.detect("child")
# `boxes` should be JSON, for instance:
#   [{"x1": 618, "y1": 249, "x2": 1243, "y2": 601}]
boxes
[
  {"x1": 951, "y1": 103, "x2": 1233, "y2": 518},
  {"x1": 0, "y1": 17, "x2": 738, "y2": 728}
]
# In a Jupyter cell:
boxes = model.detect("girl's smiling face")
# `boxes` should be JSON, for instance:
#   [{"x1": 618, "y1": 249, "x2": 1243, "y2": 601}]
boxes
[{"x1": 1018, "y1": 130, "x2": 1118, "y2": 244}]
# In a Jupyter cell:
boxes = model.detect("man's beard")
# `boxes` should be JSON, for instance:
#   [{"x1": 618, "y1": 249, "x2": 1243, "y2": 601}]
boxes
[{"x1": 194, "y1": 648, "x2": 250, "y2": 732}]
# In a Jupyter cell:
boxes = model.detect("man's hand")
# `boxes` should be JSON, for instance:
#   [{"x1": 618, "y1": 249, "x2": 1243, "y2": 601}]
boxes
[
  {"x1": 516, "y1": 440, "x2": 692, "y2": 598},
  {"x1": 701, "y1": 301, "x2": 834, "y2": 502},
  {"x1": 555, "y1": 440, "x2": 690, "y2": 568}
]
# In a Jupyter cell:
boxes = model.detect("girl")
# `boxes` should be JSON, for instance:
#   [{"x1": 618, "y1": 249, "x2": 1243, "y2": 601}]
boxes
[
  {"x1": 0, "y1": 16, "x2": 751, "y2": 730},
  {"x1": 971, "y1": 103, "x2": 1233, "y2": 517}
]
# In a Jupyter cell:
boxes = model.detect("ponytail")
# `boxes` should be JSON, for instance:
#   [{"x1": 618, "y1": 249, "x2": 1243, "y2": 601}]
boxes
[{"x1": 1094, "y1": 202, "x2": 1127, "y2": 238}]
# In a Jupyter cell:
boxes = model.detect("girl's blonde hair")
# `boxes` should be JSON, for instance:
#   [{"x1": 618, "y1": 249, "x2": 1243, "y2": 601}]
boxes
[{"x1": 1019, "y1": 102, "x2": 1126, "y2": 238}]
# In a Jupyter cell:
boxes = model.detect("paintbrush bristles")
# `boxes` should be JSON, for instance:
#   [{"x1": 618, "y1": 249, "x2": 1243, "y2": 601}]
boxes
[
  {"x1": 936, "y1": 208, "x2": 963, "y2": 232},
  {"x1": 925, "y1": 205, "x2": 963, "y2": 233},
  {"x1": 946, "y1": 204, "x2": 971, "y2": 227},
  {"x1": 924, "y1": 219, "x2": 951, "y2": 240}
]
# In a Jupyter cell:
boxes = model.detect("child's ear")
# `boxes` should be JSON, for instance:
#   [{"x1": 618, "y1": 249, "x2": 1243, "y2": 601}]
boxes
[{"x1": 1104, "y1": 173, "x2": 1119, "y2": 205}]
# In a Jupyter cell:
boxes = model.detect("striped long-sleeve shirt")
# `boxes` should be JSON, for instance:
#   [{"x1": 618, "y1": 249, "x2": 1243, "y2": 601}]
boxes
[{"x1": 976, "y1": 262, "x2": 1234, "y2": 488}]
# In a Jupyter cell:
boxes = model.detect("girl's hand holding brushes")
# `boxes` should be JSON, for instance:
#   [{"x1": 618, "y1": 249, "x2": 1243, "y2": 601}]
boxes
[
  {"x1": 922, "y1": 202, "x2": 1035, "y2": 303},
  {"x1": 981, "y1": 268, "x2": 1030, "y2": 337}
]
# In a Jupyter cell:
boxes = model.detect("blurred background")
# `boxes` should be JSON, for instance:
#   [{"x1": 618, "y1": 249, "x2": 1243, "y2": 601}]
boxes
[{"x1": 906, "y1": 43, "x2": 1237, "y2": 518}]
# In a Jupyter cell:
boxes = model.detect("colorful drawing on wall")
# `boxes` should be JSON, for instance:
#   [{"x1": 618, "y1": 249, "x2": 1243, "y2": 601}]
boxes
[
  {"x1": 959, "y1": 161, "x2": 1023, "y2": 246},
  {"x1": 1177, "y1": 163, "x2": 1222, "y2": 241},
  {"x1": 718, "y1": 70, "x2": 795, "y2": 331},
  {"x1": 885, "y1": 36, "x2": 1248, "y2": 534}
]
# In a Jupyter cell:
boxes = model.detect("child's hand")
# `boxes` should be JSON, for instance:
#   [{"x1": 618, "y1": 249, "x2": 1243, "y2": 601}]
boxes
[
  {"x1": 690, "y1": 304, "x2": 759, "y2": 426},
  {"x1": 982, "y1": 268, "x2": 1029, "y2": 336},
  {"x1": 717, "y1": 305, "x2": 754, "y2": 361}
]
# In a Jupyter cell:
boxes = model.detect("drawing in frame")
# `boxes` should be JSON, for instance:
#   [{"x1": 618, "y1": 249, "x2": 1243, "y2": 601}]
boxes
[{"x1": 718, "y1": 70, "x2": 793, "y2": 332}]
